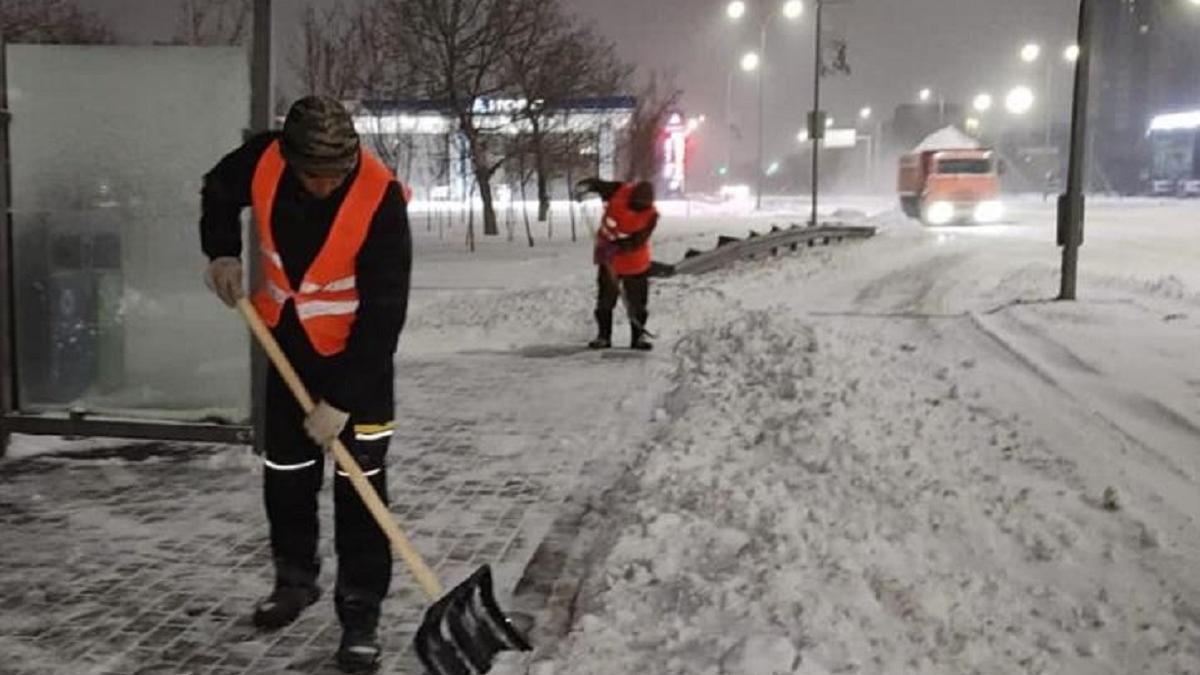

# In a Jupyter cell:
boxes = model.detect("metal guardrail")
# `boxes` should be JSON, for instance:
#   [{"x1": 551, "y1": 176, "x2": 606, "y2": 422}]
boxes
[{"x1": 655, "y1": 222, "x2": 876, "y2": 277}]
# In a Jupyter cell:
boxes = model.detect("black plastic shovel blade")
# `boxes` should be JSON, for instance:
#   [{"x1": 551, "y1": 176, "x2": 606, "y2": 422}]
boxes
[{"x1": 414, "y1": 564, "x2": 531, "y2": 674}]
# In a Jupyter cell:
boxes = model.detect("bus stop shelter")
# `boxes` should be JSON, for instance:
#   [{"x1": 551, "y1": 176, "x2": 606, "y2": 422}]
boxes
[{"x1": 0, "y1": 1, "x2": 276, "y2": 455}]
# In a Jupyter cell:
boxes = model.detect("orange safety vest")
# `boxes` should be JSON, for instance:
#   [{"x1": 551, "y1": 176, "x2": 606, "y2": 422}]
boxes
[
  {"x1": 599, "y1": 183, "x2": 657, "y2": 276},
  {"x1": 250, "y1": 140, "x2": 395, "y2": 356}
]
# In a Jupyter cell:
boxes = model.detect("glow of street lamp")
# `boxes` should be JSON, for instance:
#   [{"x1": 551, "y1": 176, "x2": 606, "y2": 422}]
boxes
[
  {"x1": 826, "y1": 116, "x2": 834, "y2": 127},
  {"x1": 973, "y1": 93, "x2": 993, "y2": 113},
  {"x1": 1020, "y1": 43, "x2": 1042, "y2": 63},
  {"x1": 740, "y1": 51, "x2": 760, "y2": 72},
  {"x1": 782, "y1": 0, "x2": 804, "y2": 20},
  {"x1": 919, "y1": 88, "x2": 932, "y2": 102},
  {"x1": 727, "y1": 0, "x2": 747, "y2": 20},
  {"x1": 965, "y1": 117, "x2": 981, "y2": 132},
  {"x1": 1063, "y1": 44, "x2": 1080, "y2": 62},
  {"x1": 1006, "y1": 86, "x2": 1035, "y2": 115},
  {"x1": 859, "y1": 106, "x2": 872, "y2": 120},
  {"x1": 797, "y1": 129, "x2": 809, "y2": 142}
]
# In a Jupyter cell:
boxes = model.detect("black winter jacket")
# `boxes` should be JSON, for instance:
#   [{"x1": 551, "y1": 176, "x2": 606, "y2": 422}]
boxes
[{"x1": 200, "y1": 132, "x2": 411, "y2": 417}]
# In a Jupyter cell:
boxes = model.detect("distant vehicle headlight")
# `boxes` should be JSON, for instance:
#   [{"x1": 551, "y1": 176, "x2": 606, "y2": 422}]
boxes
[
  {"x1": 974, "y1": 200, "x2": 1003, "y2": 223},
  {"x1": 925, "y1": 201, "x2": 955, "y2": 225}
]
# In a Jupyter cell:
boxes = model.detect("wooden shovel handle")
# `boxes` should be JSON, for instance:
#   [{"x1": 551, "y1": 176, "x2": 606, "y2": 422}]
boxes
[{"x1": 236, "y1": 299, "x2": 444, "y2": 600}]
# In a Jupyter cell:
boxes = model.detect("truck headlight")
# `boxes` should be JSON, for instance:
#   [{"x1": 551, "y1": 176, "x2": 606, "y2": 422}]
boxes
[
  {"x1": 925, "y1": 201, "x2": 954, "y2": 225},
  {"x1": 974, "y1": 200, "x2": 1003, "y2": 223}
]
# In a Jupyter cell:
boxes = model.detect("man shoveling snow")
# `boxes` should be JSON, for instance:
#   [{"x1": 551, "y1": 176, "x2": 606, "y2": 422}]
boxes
[{"x1": 574, "y1": 178, "x2": 659, "y2": 351}]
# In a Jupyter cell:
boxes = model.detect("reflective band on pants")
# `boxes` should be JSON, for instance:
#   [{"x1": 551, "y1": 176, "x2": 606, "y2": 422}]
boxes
[
  {"x1": 336, "y1": 467, "x2": 382, "y2": 478},
  {"x1": 263, "y1": 458, "x2": 318, "y2": 471}
]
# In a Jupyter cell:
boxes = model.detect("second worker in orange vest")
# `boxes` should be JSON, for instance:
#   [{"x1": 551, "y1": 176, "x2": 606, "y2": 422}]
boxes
[
  {"x1": 575, "y1": 178, "x2": 659, "y2": 351},
  {"x1": 200, "y1": 96, "x2": 411, "y2": 673}
]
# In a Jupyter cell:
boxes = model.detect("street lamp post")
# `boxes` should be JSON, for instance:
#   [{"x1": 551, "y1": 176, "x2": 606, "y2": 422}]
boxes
[
  {"x1": 809, "y1": 0, "x2": 823, "y2": 226},
  {"x1": 858, "y1": 106, "x2": 877, "y2": 190},
  {"x1": 726, "y1": 0, "x2": 802, "y2": 210},
  {"x1": 758, "y1": 21, "x2": 767, "y2": 210},
  {"x1": 919, "y1": 87, "x2": 945, "y2": 124},
  {"x1": 1021, "y1": 42, "x2": 1053, "y2": 147},
  {"x1": 1058, "y1": 0, "x2": 1095, "y2": 301},
  {"x1": 725, "y1": 69, "x2": 734, "y2": 178}
]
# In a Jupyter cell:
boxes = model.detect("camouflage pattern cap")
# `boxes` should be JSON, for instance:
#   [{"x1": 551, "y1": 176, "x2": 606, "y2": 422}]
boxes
[{"x1": 280, "y1": 96, "x2": 361, "y2": 175}]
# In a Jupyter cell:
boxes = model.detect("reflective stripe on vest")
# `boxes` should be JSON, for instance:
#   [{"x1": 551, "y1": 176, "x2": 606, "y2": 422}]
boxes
[{"x1": 250, "y1": 140, "x2": 397, "y2": 356}]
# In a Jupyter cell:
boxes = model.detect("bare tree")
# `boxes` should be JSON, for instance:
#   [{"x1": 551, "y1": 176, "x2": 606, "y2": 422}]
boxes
[
  {"x1": 623, "y1": 70, "x2": 682, "y2": 182},
  {"x1": 504, "y1": 5, "x2": 630, "y2": 222},
  {"x1": 384, "y1": 0, "x2": 542, "y2": 237},
  {"x1": 0, "y1": 0, "x2": 114, "y2": 44},
  {"x1": 293, "y1": 2, "x2": 367, "y2": 100},
  {"x1": 171, "y1": 0, "x2": 250, "y2": 46}
]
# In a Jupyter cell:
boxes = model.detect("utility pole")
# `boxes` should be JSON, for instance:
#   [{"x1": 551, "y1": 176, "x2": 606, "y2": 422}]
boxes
[
  {"x1": 809, "y1": 0, "x2": 823, "y2": 227},
  {"x1": 1058, "y1": 0, "x2": 1093, "y2": 301},
  {"x1": 756, "y1": 22, "x2": 767, "y2": 210},
  {"x1": 725, "y1": 70, "x2": 734, "y2": 178}
]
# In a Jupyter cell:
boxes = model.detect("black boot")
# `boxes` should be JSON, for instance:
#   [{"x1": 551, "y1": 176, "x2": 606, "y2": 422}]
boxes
[
  {"x1": 631, "y1": 324, "x2": 653, "y2": 351},
  {"x1": 591, "y1": 309, "x2": 613, "y2": 349},
  {"x1": 252, "y1": 584, "x2": 320, "y2": 630},
  {"x1": 335, "y1": 591, "x2": 382, "y2": 673},
  {"x1": 336, "y1": 627, "x2": 381, "y2": 673}
]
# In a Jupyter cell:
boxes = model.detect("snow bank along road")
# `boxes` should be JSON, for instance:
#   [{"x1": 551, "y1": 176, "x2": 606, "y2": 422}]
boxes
[{"x1": 513, "y1": 199, "x2": 1200, "y2": 675}]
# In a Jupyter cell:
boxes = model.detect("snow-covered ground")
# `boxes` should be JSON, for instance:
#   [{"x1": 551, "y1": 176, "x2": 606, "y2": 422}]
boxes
[
  {"x1": 6, "y1": 194, "x2": 1199, "y2": 675},
  {"x1": 500, "y1": 196, "x2": 1200, "y2": 675}
]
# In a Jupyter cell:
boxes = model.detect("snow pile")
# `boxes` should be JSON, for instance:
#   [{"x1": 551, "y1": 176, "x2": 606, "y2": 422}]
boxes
[
  {"x1": 912, "y1": 126, "x2": 981, "y2": 152},
  {"x1": 543, "y1": 307, "x2": 1200, "y2": 674}
]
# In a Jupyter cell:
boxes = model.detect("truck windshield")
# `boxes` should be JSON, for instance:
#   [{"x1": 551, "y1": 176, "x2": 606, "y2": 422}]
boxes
[{"x1": 936, "y1": 159, "x2": 992, "y2": 174}]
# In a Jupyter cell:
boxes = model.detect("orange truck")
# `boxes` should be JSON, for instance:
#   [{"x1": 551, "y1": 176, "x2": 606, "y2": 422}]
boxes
[{"x1": 897, "y1": 148, "x2": 1003, "y2": 224}]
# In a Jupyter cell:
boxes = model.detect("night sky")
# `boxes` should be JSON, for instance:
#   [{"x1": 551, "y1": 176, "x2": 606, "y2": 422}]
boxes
[{"x1": 76, "y1": 0, "x2": 1082, "y2": 167}]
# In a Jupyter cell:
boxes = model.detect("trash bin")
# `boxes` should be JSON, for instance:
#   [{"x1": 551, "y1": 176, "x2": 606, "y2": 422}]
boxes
[{"x1": 15, "y1": 214, "x2": 123, "y2": 406}]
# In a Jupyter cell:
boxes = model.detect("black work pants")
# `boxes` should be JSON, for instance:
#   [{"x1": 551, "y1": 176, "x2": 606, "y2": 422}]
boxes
[
  {"x1": 261, "y1": 365, "x2": 392, "y2": 630},
  {"x1": 595, "y1": 266, "x2": 650, "y2": 343}
]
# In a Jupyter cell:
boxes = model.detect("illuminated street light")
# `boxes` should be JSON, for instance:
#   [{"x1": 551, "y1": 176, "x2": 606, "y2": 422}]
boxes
[
  {"x1": 740, "y1": 51, "x2": 760, "y2": 72},
  {"x1": 965, "y1": 117, "x2": 981, "y2": 132},
  {"x1": 1063, "y1": 44, "x2": 1080, "y2": 62},
  {"x1": 825, "y1": 116, "x2": 834, "y2": 127},
  {"x1": 859, "y1": 106, "x2": 872, "y2": 120},
  {"x1": 797, "y1": 129, "x2": 808, "y2": 142},
  {"x1": 1006, "y1": 86, "x2": 1035, "y2": 115},
  {"x1": 1020, "y1": 42, "x2": 1041, "y2": 63},
  {"x1": 782, "y1": 0, "x2": 804, "y2": 20},
  {"x1": 973, "y1": 93, "x2": 993, "y2": 113},
  {"x1": 727, "y1": 0, "x2": 747, "y2": 20},
  {"x1": 919, "y1": 88, "x2": 932, "y2": 102}
]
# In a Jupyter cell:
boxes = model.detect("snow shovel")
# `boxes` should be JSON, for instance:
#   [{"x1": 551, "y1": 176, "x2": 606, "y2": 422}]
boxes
[{"x1": 236, "y1": 299, "x2": 531, "y2": 674}]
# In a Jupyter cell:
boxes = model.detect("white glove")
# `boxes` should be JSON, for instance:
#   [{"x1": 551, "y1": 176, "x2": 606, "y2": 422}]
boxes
[
  {"x1": 204, "y1": 257, "x2": 244, "y2": 307},
  {"x1": 304, "y1": 400, "x2": 350, "y2": 448}
]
